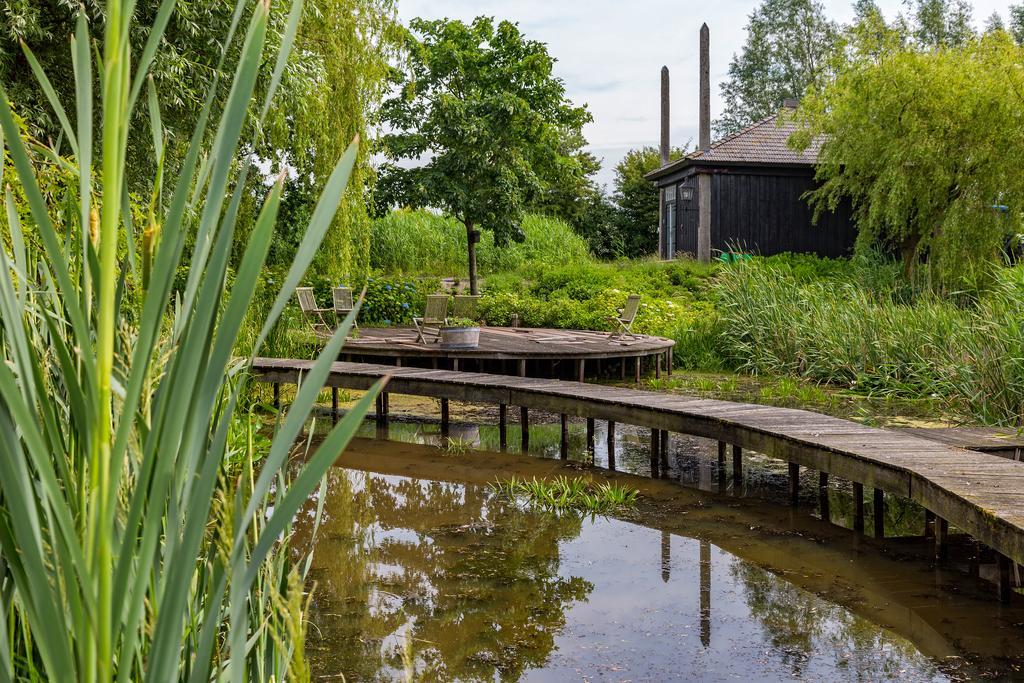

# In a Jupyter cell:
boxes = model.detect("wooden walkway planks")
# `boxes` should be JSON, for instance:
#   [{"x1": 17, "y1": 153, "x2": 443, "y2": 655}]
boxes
[{"x1": 251, "y1": 358, "x2": 1024, "y2": 568}]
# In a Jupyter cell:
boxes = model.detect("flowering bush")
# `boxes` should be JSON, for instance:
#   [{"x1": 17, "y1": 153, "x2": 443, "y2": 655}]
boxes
[{"x1": 357, "y1": 274, "x2": 439, "y2": 325}]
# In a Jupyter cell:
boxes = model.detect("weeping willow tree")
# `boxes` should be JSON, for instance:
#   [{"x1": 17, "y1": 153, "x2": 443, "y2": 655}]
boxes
[
  {"x1": 2, "y1": 0, "x2": 399, "y2": 280},
  {"x1": 0, "y1": 0, "x2": 383, "y2": 680}
]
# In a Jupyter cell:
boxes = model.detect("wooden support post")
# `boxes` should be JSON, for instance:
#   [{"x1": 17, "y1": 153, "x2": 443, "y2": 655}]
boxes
[
  {"x1": 521, "y1": 406, "x2": 530, "y2": 452},
  {"x1": 935, "y1": 517, "x2": 948, "y2": 561},
  {"x1": 853, "y1": 482, "x2": 865, "y2": 533},
  {"x1": 273, "y1": 383, "x2": 280, "y2": 409},
  {"x1": 586, "y1": 417, "x2": 595, "y2": 456},
  {"x1": 717, "y1": 441, "x2": 727, "y2": 471},
  {"x1": 667, "y1": 348, "x2": 673, "y2": 376},
  {"x1": 650, "y1": 429, "x2": 660, "y2": 477},
  {"x1": 577, "y1": 359, "x2": 585, "y2": 383},
  {"x1": 655, "y1": 353, "x2": 662, "y2": 380},
  {"x1": 660, "y1": 429, "x2": 669, "y2": 476},
  {"x1": 873, "y1": 488, "x2": 885, "y2": 539},
  {"x1": 607, "y1": 421, "x2": 616, "y2": 471},
  {"x1": 924, "y1": 509, "x2": 936, "y2": 538},
  {"x1": 999, "y1": 554, "x2": 1013, "y2": 603},
  {"x1": 518, "y1": 359, "x2": 527, "y2": 378},
  {"x1": 376, "y1": 393, "x2": 385, "y2": 425},
  {"x1": 440, "y1": 398, "x2": 450, "y2": 437},
  {"x1": 732, "y1": 444, "x2": 742, "y2": 487},
  {"x1": 634, "y1": 357, "x2": 641, "y2": 383},
  {"x1": 620, "y1": 360, "x2": 626, "y2": 380},
  {"x1": 431, "y1": 357, "x2": 438, "y2": 370},
  {"x1": 452, "y1": 358, "x2": 460, "y2": 372},
  {"x1": 382, "y1": 391, "x2": 389, "y2": 416},
  {"x1": 499, "y1": 404, "x2": 508, "y2": 452},
  {"x1": 560, "y1": 414, "x2": 569, "y2": 459},
  {"x1": 331, "y1": 387, "x2": 339, "y2": 422},
  {"x1": 818, "y1": 471, "x2": 830, "y2": 522},
  {"x1": 788, "y1": 462, "x2": 800, "y2": 507}
]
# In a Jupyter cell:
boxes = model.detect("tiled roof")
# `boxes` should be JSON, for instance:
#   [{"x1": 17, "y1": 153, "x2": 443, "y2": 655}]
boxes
[
  {"x1": 690, "y1": 111, "x2": 820, "y2": 164},
  {"x1": 647, "y1": 109, "x2": 822, "y2": 179}
]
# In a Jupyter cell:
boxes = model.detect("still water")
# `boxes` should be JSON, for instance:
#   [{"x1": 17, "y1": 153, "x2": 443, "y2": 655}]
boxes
[{"x1": 292, "y1": 414, "x2": 1024, "y2": 682}]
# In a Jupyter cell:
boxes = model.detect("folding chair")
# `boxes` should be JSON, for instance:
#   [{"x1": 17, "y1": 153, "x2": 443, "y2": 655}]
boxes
[
  {"x1": 610, "y1": 294, "x2": 642, "y2": 339},
  {"x1": 413, "y1": 294, "x2": 449, "y2": 343},
  {"x1": 332, "y1": 286, "x2": 357, "y2": 328},
  {"x1": 296, "y1": 287, "x2": 333, "y2": 338},
  {"x1": 452, "y1": 294, "x2": 481, "y2": 321}
]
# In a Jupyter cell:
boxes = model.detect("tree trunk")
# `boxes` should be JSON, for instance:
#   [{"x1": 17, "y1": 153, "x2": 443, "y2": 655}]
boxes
[
  {"x1": 900, "y1": 233, "x2": 922, "y2": 280},
  {"x1": 466, "y1": 220, "x2": 479, "y2": 295}
]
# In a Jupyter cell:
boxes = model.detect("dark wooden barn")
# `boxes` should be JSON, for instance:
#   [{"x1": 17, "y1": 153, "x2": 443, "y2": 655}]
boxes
[{"x1": 646, "y1": 104, "x2": 858, "y2": 260}]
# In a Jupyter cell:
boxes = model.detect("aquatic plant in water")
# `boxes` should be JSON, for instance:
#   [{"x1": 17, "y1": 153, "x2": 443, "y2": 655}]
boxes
[
  {"x1": 0, "y1": 0, "x2": 383, "y2": 679},
  {"x1": 491, "y1": 475, "x2": 639, "y2": 514}
]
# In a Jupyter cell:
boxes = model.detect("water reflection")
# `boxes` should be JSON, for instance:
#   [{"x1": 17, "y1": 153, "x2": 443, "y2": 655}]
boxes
[
  {"x1": 295, "y1": 465, "x2": 592, "y2": 681},
  {"x1": 288, "y1": 435, "x2": 1014, "y2": 681}
]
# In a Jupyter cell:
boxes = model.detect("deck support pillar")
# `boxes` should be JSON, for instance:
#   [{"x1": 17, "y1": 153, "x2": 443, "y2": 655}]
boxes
[
  {"x1": 273, "y1": 383, "x2": 280, "y2": 409},
  {"x1": 440, "y1": 398, "x2": 449, "y2": 437},
  {"x1": 656, "y1": 354, "x2": 662, "y2": 380},
  {"x1": 935, "y1": 517, "x2": 948, "y2": 561},
  {"x1": 518, "y1": 359, "x2": 527, "y2": 378},
  {"x1": 924, "y1": 509, "x2": 936, "y2": 538},
  {"x1": 452, "y1": 358, "x2": 460, "y2": 372},
  {"x1": 620, "y1": 360, "x2": 626, "y2": 380},
  {"x1": 667, "y1": 348, "x2": 673, "y2": 375},
  {"x1": 650, "y1": 429, "x2": 660, "y2": 477},
  {"x1": 731, "y1": 445, "x2": 742, "y2": 488},
  {"x1": 586, "y1": 417, "x2": 595, "y2": 457},
  {"x1": 999, "y1": 554, "x2": 1013, "y2": 603},
  {"x1": 607, "y1": 421, "x2": 616, "y2": 471},
  {"x1": 853, "y1": 482, "x2": 865, "y2": 533},
  {"x1": 818, "y1": 472, "x2": 830, "y2": 521},
  {"x1": 331, "y1": 387, "x2": 339, "y2": 422},
  {"x1": 560, "y1": 414, "x2": 569, "y2": 459},
  {"x1": 499, "y1": 404, "x2": 508, "y2": 452},
  {"x1": 660, "y1": 430, "x2": 669, "y2": 469},
  {"x1": 577, "y1": 359, "x2": 585, "y2": 383},
  {"x1": 788, "y1": 463, "x2": 800, "y2": 507},
  {"x1": 635, "y1": 357, "x2": 641, "y2": 383},
  {"x1": 873, "y1": 488, "x2": 885, "y2": 538},
  {"x1": 521, "y1": 407, "x2": 530, "y2": 452},
  {"x1": 717, "y1": 441, "x2": 727, "y2": 471}
]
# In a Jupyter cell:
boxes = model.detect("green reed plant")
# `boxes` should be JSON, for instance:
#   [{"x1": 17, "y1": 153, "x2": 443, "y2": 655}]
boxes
[
  {"x1": 0, "y1": 1, "x2": 384, "y2": 680},
  {"x1": 491, "y1": 475, "x2": 639, "y2": 514}
]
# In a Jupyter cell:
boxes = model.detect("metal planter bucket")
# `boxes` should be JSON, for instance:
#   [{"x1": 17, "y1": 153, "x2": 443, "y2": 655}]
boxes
[{"x1": 440, "y1": 326, "x2": 480, "y2": 350}]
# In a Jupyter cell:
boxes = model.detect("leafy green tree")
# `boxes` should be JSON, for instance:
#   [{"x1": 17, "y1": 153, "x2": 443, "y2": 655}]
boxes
[
  {"x1": 377, "y1": 17, "x2": 591, "y2": 294},
  {"x1": 908, "y1": 0, "x2": 974, "y2": 48},
  {"x1": 1, "y1": 0, "x2": 399, "y2": 279},
  {"x1": 715, "y1": 0, "x2": 837, "y2": 136},
  {"x1": 1010, "y1": 4, "x2": 1024, "y2": 44},
  {"x1": 791, "y1": 30, "x2": 1024, "y2": 284},
  {"x1": 613, "y1": 146, "x2": 685, "y2": 258}
]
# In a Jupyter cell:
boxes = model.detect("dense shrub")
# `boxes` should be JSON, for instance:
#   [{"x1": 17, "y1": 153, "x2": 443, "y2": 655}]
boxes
[
  {"x1": 713, "y1": 260, "x2": 1024, "y2": 424},
  {"x1": 370, "y1": 209, "x2": 592, "y2": 275}
]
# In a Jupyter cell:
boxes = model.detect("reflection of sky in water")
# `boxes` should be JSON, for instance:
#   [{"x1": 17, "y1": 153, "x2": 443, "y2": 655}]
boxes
[{"x1": 302, "y1": 466, "x2": 954, "y2": 682}]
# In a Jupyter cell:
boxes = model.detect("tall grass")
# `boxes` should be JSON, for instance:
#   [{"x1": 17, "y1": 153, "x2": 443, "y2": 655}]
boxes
[
  {"x1": 714, "y1": 261, "x2": 1024, "y2": 425},
  {"x1": 370, "y1": 209, "x2": 592, "y2": 276},
  {"x1": 0, "y1": 1, "x2": 382, "y2": 680}
]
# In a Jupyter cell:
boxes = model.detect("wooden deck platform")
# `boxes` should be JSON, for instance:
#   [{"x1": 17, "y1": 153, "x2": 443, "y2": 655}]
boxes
[
  {"x1": 340, "y1": 326, "x2": 674, "y2": 381},
  {"x1": 252, "y1": 358, "x2": 1024, "y2": 599},
  {"x1": 900, "y1": 427, "x2": 1024, "y2": 460}
]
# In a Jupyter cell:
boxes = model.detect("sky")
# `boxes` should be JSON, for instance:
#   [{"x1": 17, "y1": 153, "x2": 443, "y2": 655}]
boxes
[{"x1": 395, "y1": 0, "x2": 1017, "y2": 188}]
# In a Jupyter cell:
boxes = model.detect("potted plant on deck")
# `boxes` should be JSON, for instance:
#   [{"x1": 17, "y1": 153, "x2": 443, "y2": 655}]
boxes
[{"x1": 440, "y1": 317, "x2": 481, "y2": 349}]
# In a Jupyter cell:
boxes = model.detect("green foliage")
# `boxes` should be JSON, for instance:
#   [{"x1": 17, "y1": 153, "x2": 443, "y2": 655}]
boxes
[
  {"x1": 0, "y1": 2, "x2": 382, "y2": 679},
  {"x1": 715, "y1": 0, "x2": 838, "y2": 136},
  {"x1": 359, "y1": 274, "x2": 436, "y2": 325},
  {"x1": 376, "y1": 16, "x2": 591, "y2": 292},
  {"x1": 713, "y1": 260, "x2": 1024, "y2": 425},
  {"x1": 490, "y1": 475, "x2": 639, "y2": 514},
  {"x1": 370, "y1": 209, "x2": 592, "y2": 276},
  {"x1": 792, "y1": 29, "x2": 1024, "y2": 285},
  {"x1": 610, "y1": 146, "x2": 686, "y2": 258}
]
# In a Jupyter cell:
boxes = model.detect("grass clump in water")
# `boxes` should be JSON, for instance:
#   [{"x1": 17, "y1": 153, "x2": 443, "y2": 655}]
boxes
[{"x1": 491, "y1": 475, "x2": 639, "y2": 514}]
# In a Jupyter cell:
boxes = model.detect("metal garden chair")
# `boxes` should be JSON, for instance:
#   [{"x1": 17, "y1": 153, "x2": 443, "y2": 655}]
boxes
[
  {"x1": 413, "y1": 294, "x2": 450, "y2": 343},
  {"x1": 296, "y1": 287, "x2": 334, "y2": 338},
  {"x1": 610, "y1": 294, "x2": 642, "y2": 339},
  {"x1": 452, "y1": 294, "x2": 481, "y2": 322},
  {"x1": 332, "y1": 286, "x2": 357, "y2": 328}
]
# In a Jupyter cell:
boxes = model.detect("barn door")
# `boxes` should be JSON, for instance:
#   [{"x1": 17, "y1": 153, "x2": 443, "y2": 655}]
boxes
[{"x1": 676, "y1": 178, "x2": 699, "y2": 256}]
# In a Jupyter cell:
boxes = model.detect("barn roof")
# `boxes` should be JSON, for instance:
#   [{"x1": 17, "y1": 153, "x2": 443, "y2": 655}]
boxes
[{"x1": 646, "y1": 107, "x2": 822, "y2": 181}]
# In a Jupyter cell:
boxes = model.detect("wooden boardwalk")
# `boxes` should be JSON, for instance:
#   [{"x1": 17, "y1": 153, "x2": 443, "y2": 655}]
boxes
[
  {"x1": 340, "y1": 326, "x2": 675, "y2": 381},
  {"x1": 252, "y1": 358, "x2": 1024, "y2": 600}
]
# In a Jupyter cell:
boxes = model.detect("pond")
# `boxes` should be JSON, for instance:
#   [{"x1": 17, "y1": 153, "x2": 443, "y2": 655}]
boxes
[{"x1": 291, "y1": 409, "x2": 1024, "y2": 681}]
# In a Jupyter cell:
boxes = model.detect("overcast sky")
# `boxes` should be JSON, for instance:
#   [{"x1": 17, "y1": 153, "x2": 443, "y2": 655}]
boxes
[{"x1": 396, "y1": 0, "x2": 1017, "y2": 188}]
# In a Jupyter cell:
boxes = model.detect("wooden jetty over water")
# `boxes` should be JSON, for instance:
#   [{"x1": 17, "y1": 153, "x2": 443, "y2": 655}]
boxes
[
  {"x1": 252, "y1": 358, "x2": 1024, "y2": 601},
  {"x1": 339, "y1": 326, "x2": 675, "y2": 382}
]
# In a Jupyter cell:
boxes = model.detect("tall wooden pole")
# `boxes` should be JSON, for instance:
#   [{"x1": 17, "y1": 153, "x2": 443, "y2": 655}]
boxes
[
  {"x1": 659, "y1": 66, "x2": 670, "y2": 259},
  {"x1": 697, "y1": 23, "x2": 712, "y2": 264}
]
